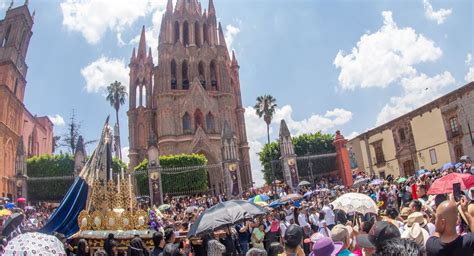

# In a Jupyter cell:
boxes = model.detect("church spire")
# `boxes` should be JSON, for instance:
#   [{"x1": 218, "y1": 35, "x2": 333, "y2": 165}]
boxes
[
  {"x1": 166, "y1": 0, "x2": 173, "y2": 13},
  {"x1": 208, "y1": 0, "x2": 216, "y2": 17},
  {"x1": 218, "y1": 22, "x2": 226, "y2": 47},
  {"x1": 130, "y1": 48, "x2": 136, "y2": 63},
  {"x1": 147, "y1": 47, "x2": 153, "y2": 63},
  {"x1": 231, "y1": 50, "x2": 239, "y2": 67},
  {"x1": 137, "y1": 25, "x2": 147, "y2": 60},
  {"x1": 279, "y1": 119, "x2": 291, "y2": 137}
]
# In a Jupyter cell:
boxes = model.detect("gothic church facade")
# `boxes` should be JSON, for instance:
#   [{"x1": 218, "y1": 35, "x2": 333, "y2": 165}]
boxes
[{"x1": 128, "y1": 0, "x2": 252, "y2": 194}]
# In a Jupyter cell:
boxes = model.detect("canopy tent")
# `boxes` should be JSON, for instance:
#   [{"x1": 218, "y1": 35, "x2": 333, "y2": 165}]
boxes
[{"x1": 40, "y1": 118, "x2": 113, "y2": 237}]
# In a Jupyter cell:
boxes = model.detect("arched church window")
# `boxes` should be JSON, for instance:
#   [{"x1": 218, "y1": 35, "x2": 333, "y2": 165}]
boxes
[
  {"x1": 135, "y1": 86, "x2": 140, "y2": 108},
  {"x1": 2, "y1": 25, "x2": 11, "y2": 47},
  {"x1": 194, "y1": 21, "x2": 201, "y2": 47},
  {"x1": 194, "y1": 109, "x2": 203, "y2": 130},
  {"x1": 142, "y1": 86, "x2": 147, "y2": 107},
  {"x1": 182, "y1": 60, "x2": 189, "y2": 89},
  {"x1": 183, "y1": 112, "x2": 191, "y2": 134},
  {"x1": 198, "y1": 61, "x2": 206, "y2": 88},
  {"x1": 203, "y1": 23, "x2": 209, "y2": 44},
  {"x1": 206, "y1": 112, "x2": 215, "y2": 132},
  {"x1": 174, "y1": 21, "x2": 180, "y2": 43},
  {"x1": 210, "y1": 60, "x2": 218, "y2": 90},
  {"x1": 183, "y1": 21, "x2": 189, "y2": 46},
  {"x1": 170, "y1": 59, "x2": 177, "y2": 89}
]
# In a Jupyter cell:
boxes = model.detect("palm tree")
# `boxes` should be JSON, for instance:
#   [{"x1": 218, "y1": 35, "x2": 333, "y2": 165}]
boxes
[
  {"x1": 106, "y1": 81, "x2": 127, "y2": 158},
  {"x1": 254, "y1": 95, "x2": 277, "y2": 144}
]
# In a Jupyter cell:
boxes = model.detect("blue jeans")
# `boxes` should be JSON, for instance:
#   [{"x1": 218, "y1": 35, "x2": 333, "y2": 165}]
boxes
[{"x1": 239, "y1": 241, "x2": 249, "y2": 255}]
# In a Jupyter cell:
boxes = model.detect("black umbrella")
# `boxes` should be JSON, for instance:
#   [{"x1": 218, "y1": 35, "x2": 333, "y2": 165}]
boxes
[
  {"x1": 2, "y1": 213, "x2": 24, "y2": 237},
  {"x1": 187, "y1": 200, "x2": 267, "y2": 237}
]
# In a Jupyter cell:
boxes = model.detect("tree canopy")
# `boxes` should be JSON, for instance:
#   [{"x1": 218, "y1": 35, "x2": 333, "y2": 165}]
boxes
[{"x1": 258, "y1": 131, "x2": 336, "y2": 185}]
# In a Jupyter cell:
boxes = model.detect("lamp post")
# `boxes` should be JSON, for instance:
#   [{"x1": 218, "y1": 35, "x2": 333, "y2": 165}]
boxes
[{"x1": 147, "y1": 144, "x2": 162, "y2": 206}]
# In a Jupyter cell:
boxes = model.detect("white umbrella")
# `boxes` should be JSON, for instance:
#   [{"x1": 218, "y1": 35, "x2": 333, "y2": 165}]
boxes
[
  {"x1": 331, "y1": 193, "x2": 378, "y2": 215},
  {"x1": 4, "y1": 232, "x2": 66, "y2": 256}
]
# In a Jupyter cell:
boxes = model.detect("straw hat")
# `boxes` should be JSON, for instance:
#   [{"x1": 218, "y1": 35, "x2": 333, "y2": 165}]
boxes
[
  {"x1": 404, "y1": 212, "x2": 427, "y2": 227},
  {"x1": 401, "y1": 222, "x2": 430, "y2": 246}
]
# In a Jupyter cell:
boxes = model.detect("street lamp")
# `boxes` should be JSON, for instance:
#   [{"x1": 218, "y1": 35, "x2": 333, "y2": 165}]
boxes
[{"x1": 147, "y1": 144, "x2": 162, "y2": 206}]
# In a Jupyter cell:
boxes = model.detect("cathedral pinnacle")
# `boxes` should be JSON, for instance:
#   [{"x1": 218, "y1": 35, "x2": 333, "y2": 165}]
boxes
[
  {"x1": 137, "y1": 25, "x2": 147, "y2": 60},
  {"x1": 208, "y1": 0, "x2": 215, "y2": 17},
  {"x1": 147, "y1": 47, "x2": 153, "y2": 63},
  {"x1": 279, "y1": 119, "x2": 291, "y2": 137},
  {"x1": 166, "y1": 0, "x2": 173, "y2": 13},
  {"x1": 218, "y1": 22, "x2": 226, "y2": 47},
  {"x1": 231, "y1": 50, "x2": 239, "y2": 66}
]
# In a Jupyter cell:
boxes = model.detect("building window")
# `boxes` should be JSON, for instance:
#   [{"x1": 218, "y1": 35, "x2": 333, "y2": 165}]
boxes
[
  {"x1": 398, "y1": 128, "x2": 406, "y2": 143},
  {"x1": 203, "y1": 23, "x2": 209, "y2": 44},
  {"x1": 429, "y1": 149, "x2": 437, "y2": 165},
  {"x1": 379, "y1": 171, "x2": 386, "y2": 179},
  {"x1": 198, "y1": 61, "x2": 206, "y2": 88},
  {"x1": 183, "y1": 112, "x2": 191, "y2": 133},
  {"x1": 206, "y1": 112, "x2": 215, "y2": 132},
  {"x1": 449, "y1": 116, "x2": 459, "y2": 132},
  {"x1": 174, "y1": 21, "x2": 180, "y2": 43},
  {"x1": 194, "y1": 21, "x2": 201, "y2": 47},
  {"x1": 183, "y1": 21, "x2": 189, "y2": 46},
  {"x1": 454, "y1": 144, "x2": 464, "y2": 161},
  {"x1": 2, "y1": 25, "x2": 11, "y2": 47},
  {"x1": 182, "y1": 60, "x2": 189, "y2": 89},
  {"x1": 170, "y1": 59, "x2": 177, "y2": 89},
  {"x1": 374, "y1": 142, "x2": 385, "y2": 165},
  {"x1": 13, "y1": 79, "x2": 18, "y2": 96},
  {"x1": 210, "y1": 60, "x2": 217, "y2": 90}
]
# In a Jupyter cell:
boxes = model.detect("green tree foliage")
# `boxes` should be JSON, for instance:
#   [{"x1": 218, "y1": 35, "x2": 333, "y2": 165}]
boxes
[
  {"x1": 134, "y1": 154, "x2": 208, "y2": 196},
  {"x1": 26, "y1": 154, "x2": 126, "y2": 201},
  {"x1": 258, "y1": 132, "x2": 336, "y2": 185}
]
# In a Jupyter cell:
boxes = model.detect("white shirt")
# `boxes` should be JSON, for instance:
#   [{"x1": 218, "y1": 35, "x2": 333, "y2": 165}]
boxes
[
  {"x1": 322, "y1": 205, "x2": 335, "y2": 226},
  {"x1": 298, "y1": 213, "x2": 310, "y2": 228},
  {"x1": 309, "y1": 213, "x2": 319, "y2": 226},
  {"x1": 279, "y1": 221, "x2": 289, "y2": 238},
  {"x1": 426, "y1": 222, "x2": 436, "y2": 236}
]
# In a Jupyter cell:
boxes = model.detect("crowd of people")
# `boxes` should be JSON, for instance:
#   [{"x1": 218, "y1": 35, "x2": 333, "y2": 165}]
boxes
[{"x1": 1, "y1": 156, "x2": 474, "y2": 256}]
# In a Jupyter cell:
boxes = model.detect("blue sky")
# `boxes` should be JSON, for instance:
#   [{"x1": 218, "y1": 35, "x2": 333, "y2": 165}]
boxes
[{"x1": 2, "y1": 0, "x2": 472, "y2": 185}]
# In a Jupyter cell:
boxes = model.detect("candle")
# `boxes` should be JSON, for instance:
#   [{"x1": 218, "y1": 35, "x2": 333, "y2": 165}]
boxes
[{"x1": 117, "y1": 174, "x2": 121, "y2": 194}]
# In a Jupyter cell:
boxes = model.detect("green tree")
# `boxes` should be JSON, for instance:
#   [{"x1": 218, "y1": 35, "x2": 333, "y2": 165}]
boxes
[
  {"x1": 60, "y1": 110, "x2": 95, "y2": 154},
  {"x1": 106, "y1": 81, "x2": 127, "y2": 159},
  {"x1": 258, "y1": 132, "x2": 336, "y2": 185},
  {"x1": 254, "y1": 95, "x2": 277, "y2": 144}
]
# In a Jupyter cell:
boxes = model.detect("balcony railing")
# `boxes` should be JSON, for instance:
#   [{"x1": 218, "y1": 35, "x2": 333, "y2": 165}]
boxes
[{"x1": 447, "y1": 127, "x2": 463, "y2": 140}]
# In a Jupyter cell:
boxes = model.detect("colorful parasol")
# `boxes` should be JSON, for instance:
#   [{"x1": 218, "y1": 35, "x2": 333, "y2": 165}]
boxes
[
  {"x1": 280, "y1": 193, "x2": 304, "y2": 203},
  {"x1": 427, "y1": 173, "x2": 474, "y2": 195},
  {"x1": 396, "y1": 177, "x2": 407, "y2": 183},
  {"x1": 0, "y1": 209, "x2": 12, "y2": 217},
  {"x1": 249, "y1": 194, "x2": 269, "y2": 203}
]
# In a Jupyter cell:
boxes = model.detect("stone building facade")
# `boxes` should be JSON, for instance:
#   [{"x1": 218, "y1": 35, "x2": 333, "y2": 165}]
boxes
[
  {"x1": 128, "y1": 0, "x2": 252, "y2": 194},
  {"x1": 0, "y1": 3, "x2": 53, "y2": 199},
  {"x1": 348, "y1": 82, "x2": 474, "y2": 178}
]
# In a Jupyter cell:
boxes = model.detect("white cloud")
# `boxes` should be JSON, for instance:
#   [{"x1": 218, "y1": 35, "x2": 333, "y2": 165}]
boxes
[
  {"x1": 423, "y1": 0, "x2": 452, "y2": 25},
  {"x1": 224, "y1": 23, "x2": 241, "y2": 51},
  {"x1": 347, "y1": 131, "x2": 360, "y2": 140},
  {"x1": 129, "y1": 2, "x2": 167, "y2": 61},
  {"x1": 81, "y1": 56, "x2": 129, "y2": 94},
  {"x1": 465, "y1": 67, "x2": 474, "y2": 82},
  {"x1": 466, "y1": 53, "x2": 473, "y2": 65},
  {"x1": 48, "y1": 114, "x2": 66, "y2": 126},
  {"x1": 121, "y1": 147, "x2": 130, "y2": 164},
  {"x1": 376, "y1": 71, "x2": 455, "y2": 125},
  {"x1": 245, "y1": 105, "x2": 353, "y2": 186},
  {"x1": 60, "y1": 0, "x2": 165, "y2": 44},
  {"x1": 334, "y1": 11, "x2": 442, "y2": 90}
]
